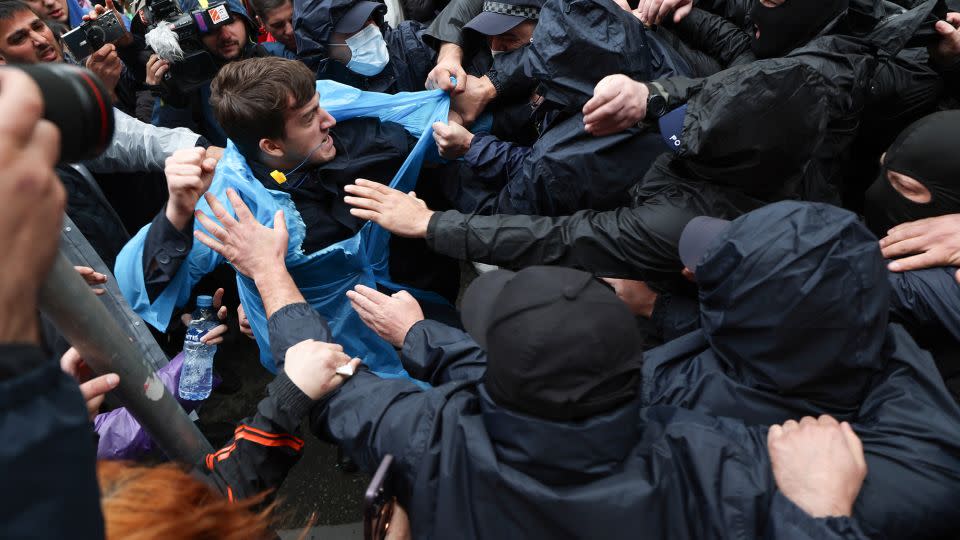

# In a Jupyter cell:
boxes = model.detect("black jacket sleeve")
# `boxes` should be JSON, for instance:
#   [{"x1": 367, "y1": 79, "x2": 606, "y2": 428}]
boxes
[
  {"x1": 692, "y1": 0, "x2": 753, "y2": 27},
  {"x1": 200, "y1": 372, "x2": 314, "y2": 502},
  {"x1": 425, "y1": 197, "x2": 699, "y2": 280},
  {"x1": 764, "y1": 492, "x2": 870, "y2": 540},
  {"x1": 0, "y1": 347, "x2": 105, "y2": 539},
  {"x1": 667, "y1": 7, "x2": 755, "y2": 68},
  {"x1": 888, "y1": 267, "x2": 960, "y2": 341},
  {"x1": 400, "y1": 319, "x2": 487, "y2": 385},
  {"x1": 142, "y1": 208, "x2": 193, "y2": 302},
  {"x1": 198, "y1": 301, "x2": 335, "y2": 500},
  {"x1": 266, "y1": 302, "x2": 333, "y2": 370}
]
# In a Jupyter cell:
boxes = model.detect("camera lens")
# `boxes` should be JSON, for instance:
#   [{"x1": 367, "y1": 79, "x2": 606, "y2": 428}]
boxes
[
  {"x1": 12, "y1": 64, "x2": 115, "y2": 162},
  {"x1": 86, "y1": 25, "x2": 106, "y2": 50}
]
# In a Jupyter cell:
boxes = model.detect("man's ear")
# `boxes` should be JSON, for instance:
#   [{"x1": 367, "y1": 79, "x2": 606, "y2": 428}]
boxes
[{"x1": 259, "y1": 137, "x2": 284, "y2": 159}]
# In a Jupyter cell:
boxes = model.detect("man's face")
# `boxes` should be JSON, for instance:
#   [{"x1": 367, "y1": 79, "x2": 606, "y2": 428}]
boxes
[
  {"x1": 0, "y1": 10, "x2": 62, "y2": 64},
  {"x1": 23, "y1": 0, "x2": 67, "y2": 24},
  {"x1": 274, "y1": 92, "x2": 338, "y2": 166},
  {"x1": 259, "y1": 1, "x2": 294, "y2": 51},
  {"x1": 201, "y1": 15, "x2": 248, "y2": 60},
  {"x1": 488, "y1": 19, "x2": 535, "y2": 53}
]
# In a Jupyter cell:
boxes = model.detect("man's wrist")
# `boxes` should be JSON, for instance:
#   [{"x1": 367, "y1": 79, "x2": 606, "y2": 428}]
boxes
[
  {"x1": 438, "y1": 42, "x2": 463, "y2": 64},
  {"x1": 479, "y1": 75, "x2": 498, "y2": 101},
  {"x1": 417, "y1": 211, "x2": 436, "y2": 238},
  {"x1": 165, "y1": 199, "x2": 195, "y2": 231}
]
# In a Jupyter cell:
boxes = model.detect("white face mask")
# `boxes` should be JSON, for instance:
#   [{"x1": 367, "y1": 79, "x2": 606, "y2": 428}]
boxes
[{"x1": 339, "y1": 24, "x2": 390, "y2": 76}]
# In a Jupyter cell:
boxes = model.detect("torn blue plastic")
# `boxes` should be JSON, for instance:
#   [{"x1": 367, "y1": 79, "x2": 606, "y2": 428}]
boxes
[{"x1": 116, "y1": 80, "x2": 451, "y2": 375}]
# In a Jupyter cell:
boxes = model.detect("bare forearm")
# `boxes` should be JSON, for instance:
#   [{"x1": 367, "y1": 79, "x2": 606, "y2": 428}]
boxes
[{"x1": 253, "y1": 265, "x2": 306, "y2": 319}]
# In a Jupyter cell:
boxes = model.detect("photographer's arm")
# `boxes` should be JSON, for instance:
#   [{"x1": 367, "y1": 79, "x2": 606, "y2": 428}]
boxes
[{"x1": 83, "y1": 108, "x2": 207, "y2": 173}]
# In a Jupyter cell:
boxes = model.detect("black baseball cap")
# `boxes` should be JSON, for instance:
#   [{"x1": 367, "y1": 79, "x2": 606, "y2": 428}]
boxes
[
  {"x1": 463, "y1": 0, "x2": 543, "y2": 36},
  {"x1": 462, "y1": 266, "x2": 643, "y2": 421},
  {"x1": 334, "y1": 0, "x2": 387, "y2": 33},
  {"x1": 678, "y1": 216, "x2": 732, "y2": 272}
]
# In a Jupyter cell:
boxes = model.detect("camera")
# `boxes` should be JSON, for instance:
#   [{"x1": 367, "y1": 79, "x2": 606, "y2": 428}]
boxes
[
  {"x1": 7, "y1": 64, "x2": 115, "y2": 162},
  {"x1": 141, "y1": 0, "x2": 232, "y2": 93},
  {"x1": 61, "y1": 10, "x2": 129, "y2": 61}
]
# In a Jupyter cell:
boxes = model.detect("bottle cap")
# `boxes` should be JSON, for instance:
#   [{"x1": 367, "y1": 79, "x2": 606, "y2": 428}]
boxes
[{"x1": 196, "y1": 295, "x2": 213, "y2": 308}]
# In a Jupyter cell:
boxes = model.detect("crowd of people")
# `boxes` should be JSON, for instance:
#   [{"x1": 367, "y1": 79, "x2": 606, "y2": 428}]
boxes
[{"x1": 3, "y1": 0, "x2": 960, "y2": 537}]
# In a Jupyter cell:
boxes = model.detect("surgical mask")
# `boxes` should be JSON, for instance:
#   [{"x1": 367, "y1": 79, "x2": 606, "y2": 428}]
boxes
[{"x1": 333, "y1": 24, "x2": 389, "y2": 76}]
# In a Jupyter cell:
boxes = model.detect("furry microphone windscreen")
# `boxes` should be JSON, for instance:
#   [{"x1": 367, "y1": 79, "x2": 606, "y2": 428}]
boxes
[{"x1": 145, "y1": 24, "x2": 185, "y2": 62}]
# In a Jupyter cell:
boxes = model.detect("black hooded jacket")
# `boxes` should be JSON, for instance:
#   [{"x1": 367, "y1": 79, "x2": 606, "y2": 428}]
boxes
[{"x1": 640, "y1": 202, "x2": 960, "y2": 539}]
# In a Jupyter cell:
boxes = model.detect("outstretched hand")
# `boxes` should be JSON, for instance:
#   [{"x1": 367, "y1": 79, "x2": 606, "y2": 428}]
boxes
[
  {"x1": 879, "y1": 214, "x2": 960, "y2": 283},
  {"x1": 344, "y1": 179, "x2": 434, "y2": 238},
  {"x1": 284, "y1": 339, "x2": 361, "y2": 400},
  {"x1": 633, "y1": 0, "x2": 693, "y2": 26},
  {"x1": 346, "y1": 285, "x2": 424, "y2": 347},
  {"x1": 930, "y1": 13, "x2": 960, "y2": 66},
  {"x1": 193, "y1": 189, "x2": 289, "y2": 280}
]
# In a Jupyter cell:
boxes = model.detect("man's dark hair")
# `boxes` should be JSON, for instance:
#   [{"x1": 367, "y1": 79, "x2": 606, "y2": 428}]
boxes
[
  {"x1": 210, "y1": 57, "x2": 316, "y2": 158},
  {"x1": 0, "y1": 0, "x2": 41, "y2": 23},
  {"x1": 249, "y1": 0, "x2": 290, "y2": 19}
]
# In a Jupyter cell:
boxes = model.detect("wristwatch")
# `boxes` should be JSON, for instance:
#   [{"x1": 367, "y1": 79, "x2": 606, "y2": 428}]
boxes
[{"x1": 644, "y1": 82, "x2": 669, "y2": 121}]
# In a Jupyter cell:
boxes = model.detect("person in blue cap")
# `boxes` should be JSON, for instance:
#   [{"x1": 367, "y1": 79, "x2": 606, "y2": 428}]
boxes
[
  {"x1": 148, "y1": 0, "x2": 295, "y2": 146},
  {"x1": 293, "y1": 0, "x2": 437, "y2": 93}
]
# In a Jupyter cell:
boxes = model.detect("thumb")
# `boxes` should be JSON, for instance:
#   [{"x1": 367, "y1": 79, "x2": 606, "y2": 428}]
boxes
[
  {"x1": 432, "y1": 122, "x2": 449, "y2": 137},
  {"x1": 201, "y1": 157, "x2": 218, "y2": 174},
  {"x1": 936, "y1": 20, "x2": 955, "y2": 35},
  {"x1": 954, "y1": 268, "x2": 960, "y2": 284},
  {"x1": 79, "y1": 373, "x2": 120, "y2": 402},
  {"x1": 674, "y1": 2, "x2": 692, "y2": 22},
  {"x1": 273, "y1": 209, "x2": 288, "y2": 237}
]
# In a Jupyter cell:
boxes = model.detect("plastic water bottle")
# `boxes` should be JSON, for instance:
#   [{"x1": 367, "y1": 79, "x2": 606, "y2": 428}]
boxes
[{"x1": 178, "y1": 295, "x2": 218, "y2": 400}]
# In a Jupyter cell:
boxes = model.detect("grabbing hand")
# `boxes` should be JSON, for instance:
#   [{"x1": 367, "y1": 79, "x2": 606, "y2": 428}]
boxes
[
  {"x1": 346, "y1": 285, "x2": 424, "y2": 347},
  {"x1": 145, "y1": 53, "x2": 171, "y2": 86},
  {"x1": 180, "y1": 287, "x2": 229, "y2": 345},
  {"x1": 284, "y1": 339, "x2": 361, "y2": 400},
  {"x1": 602, "y1": 278, "x2": 657, "y2": 318},
  {"x1": 194, "y1": 189, "x2": 289, "y2": 280},
  {"x1": 60, "y1": 347, "x2": 120, "y2": 421},
  {"x1": 344, "y1": 179, "x2": 434, "y2": 238},
  {"x1": 583, "y1": 75, "x2": 649, "y2": 136},
  {"x1": 165, "y1": 147, "x2": 219, "y2": 230},
  {"x1": 451, "y1": 75, "x2": 496, "y2": 126},
  {"x1": 85, "y1": 44, "x2": 123, "y2": 94},
  {"x1": 930, "y1": 13, "x2": 960, "y2": 66},
  {"x1": 432, "y1": 120, "x2": 474, "y2": 159},
  {"x1": 425, "y1": 43, "x2": 467, "y2": 94},
  {"x1": 237, "y1": 302, "x2": 255, "y2": 340},
  {"x1": 75, "y1": 266, "x2": 107, "y2": 296},
  {"x1": 880, "y1": 213, "x2": 960, "y2": 283},
  {"x1": 633, "y1": 0, "x2": 693, "y2": 26},
  {"x1": 768, "y1": 415, "x2": 867, "y2": 518}
]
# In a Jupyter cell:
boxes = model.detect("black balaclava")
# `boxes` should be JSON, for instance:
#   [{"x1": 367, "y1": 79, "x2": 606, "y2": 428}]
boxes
[
  {"x1": 749, "y1": 0, "x2": 848, "y2": 58},
  {"x1": 864, "y1": 111, "x2": 960, "y2": 238}
]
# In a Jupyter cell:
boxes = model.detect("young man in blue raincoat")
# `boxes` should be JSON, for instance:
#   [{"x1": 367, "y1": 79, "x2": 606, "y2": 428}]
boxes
[{"x1": 117, "y1": 56, "x2": 458, "y2": 375}]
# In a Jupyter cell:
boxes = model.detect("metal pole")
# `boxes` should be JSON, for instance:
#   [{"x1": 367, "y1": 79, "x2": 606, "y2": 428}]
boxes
[{"x1": 39, "y1": 251, "x2": 214, "y2": 464}]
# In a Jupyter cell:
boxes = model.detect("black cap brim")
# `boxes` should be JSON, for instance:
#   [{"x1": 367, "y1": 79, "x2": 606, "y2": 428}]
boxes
[
  {"x1": 463, "y1": 11, "x2": 525, "y2": 36},
  {"x1": 461, "y1": 269, "x2": 516, "y2": 349},
  {"x1": 334, "y1": 1, "x2": 387, "y2": 34}
]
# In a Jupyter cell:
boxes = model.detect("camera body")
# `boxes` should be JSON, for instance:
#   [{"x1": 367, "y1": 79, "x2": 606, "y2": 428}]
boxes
[
  {"x1": 141, "y1": 0, "x2": 232, "y2": 93},
  {"x1": 61, "y1": 10, "x2": 128, "y2": 60}
]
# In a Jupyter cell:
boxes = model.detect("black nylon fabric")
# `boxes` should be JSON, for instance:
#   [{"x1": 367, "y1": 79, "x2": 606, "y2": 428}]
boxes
[
  {"x1": 749, "y1": 0, "x2": 849, "y2": 58},
  {"x1": 641, "y1": 202, "x2": 960, "y2": 539}
]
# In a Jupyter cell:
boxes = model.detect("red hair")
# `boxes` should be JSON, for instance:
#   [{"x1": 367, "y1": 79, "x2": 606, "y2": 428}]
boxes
[{"x1": 97, "y1": 461, "x2": 276, "y2": 540}]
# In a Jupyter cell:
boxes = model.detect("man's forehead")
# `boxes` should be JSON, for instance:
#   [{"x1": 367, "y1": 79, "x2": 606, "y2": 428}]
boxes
[{"x1": 0, "y1": 11, "x2": 41, "y2": 39}]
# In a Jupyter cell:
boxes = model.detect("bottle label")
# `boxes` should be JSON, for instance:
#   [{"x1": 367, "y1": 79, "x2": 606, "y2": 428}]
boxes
[{"x1": 185, "y1": 326, "x2": 208, "y2": 344}]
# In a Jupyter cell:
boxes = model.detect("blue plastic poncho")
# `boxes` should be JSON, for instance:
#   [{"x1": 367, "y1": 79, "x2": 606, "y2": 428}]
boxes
[{"x1": 116, "y1": 80, "x2": 450, "y2": 375}]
